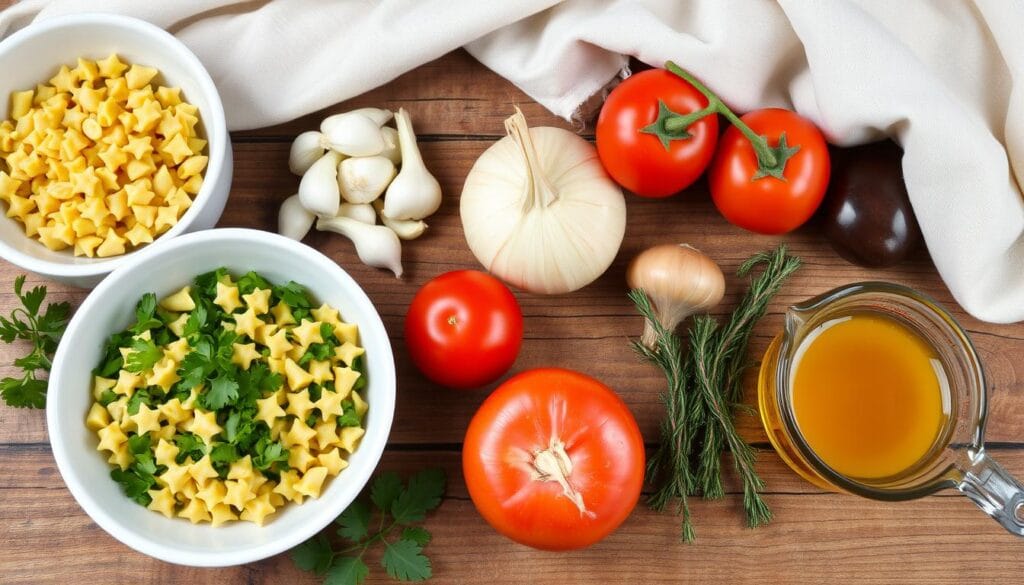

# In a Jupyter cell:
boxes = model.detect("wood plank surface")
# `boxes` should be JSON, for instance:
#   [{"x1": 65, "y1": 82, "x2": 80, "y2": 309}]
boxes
[{"x1": 0, "y1": 12, "x2": 1023, "y2": 583}]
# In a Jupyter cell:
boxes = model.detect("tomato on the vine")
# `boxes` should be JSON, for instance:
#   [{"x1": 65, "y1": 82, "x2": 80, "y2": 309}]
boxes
[
  {"x1": 404, "y1": 270, "x2": 522, "y2": 390},
  {"x1": 462, "y1": 368, "x2": 645, "y2": 550},
  {"x1": 709, "y1": 108, "x2": 831, "y2": 235},
  {"x1": 596, "y1": 69, "x2": 719, "y2": 198}
]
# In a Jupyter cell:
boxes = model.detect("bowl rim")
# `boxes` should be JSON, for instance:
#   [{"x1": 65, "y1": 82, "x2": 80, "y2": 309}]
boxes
[
  {"x1": 0, "y1": 13, "x2": 229, "y2": 278},
  {"x1": 46, "y1": 227, "x2": 396, "y2": 566}
]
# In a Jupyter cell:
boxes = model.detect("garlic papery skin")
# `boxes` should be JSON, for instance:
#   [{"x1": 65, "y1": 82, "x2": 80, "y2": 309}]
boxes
[
  {"x1": 339, "y1": 202, "x2": 377, "y2": 224},
  {"x1": 373, "y1": 199, "x2": 426, "y2": 240},
  {"x1": 460, "y1": 108, "x2": 626, "y2": 294},
  {"x1": 380, "y1": 126, "x2": 401, "y2": 165},
  {"x1": 278, "y1": 194, "x2": 315, "y2": 241},
  {"x1": 288, "y1": 130, "x2": 328, "y2": 175},
  {"x1": 338, "y1": 156, "x2": 396, "y2": 204},
  {"x1": 627, "y1": 244, "x2": 725, "y2": 349},
  {"x1": 320, "y1": 112, "x2": 386, "y2": 156},
  {"x1": 382, "y1": 108, "x2": 442, "y2": 220},
  {"x1": 347, "y1": 107, "x2": 393, "y2": 127},
  {"x1": 316, "y1": 216, "x2": 403, "y2": 278},
  {"x1": 299, "y1": 151, "x2": 344, "y2": 217}
]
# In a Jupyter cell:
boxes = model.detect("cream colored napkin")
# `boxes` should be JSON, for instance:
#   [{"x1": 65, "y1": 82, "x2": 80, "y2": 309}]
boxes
[{"x1": 3, "y1": 0, "x2": 1023, "y2": 322}]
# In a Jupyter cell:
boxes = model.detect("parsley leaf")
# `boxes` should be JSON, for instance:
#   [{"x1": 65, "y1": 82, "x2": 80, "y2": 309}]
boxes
[
  {"x1": 130, "y1": 293, "x2": 162, "y2": 334},
  {"x1": 253, "y1": 437, "x2": 290, "y2": 472},
  {"x1": 200, "y1": 375, "x2": 239, "y2": 410},
  {"x1": 0, "y1": 276, "x2": 71, "y2": 408},
  {"x1": 291, "y1": 470, "x2": 445, "y2": 585},
  {"x1": 110, "y1": 467, "x2": 155, "y2": 506},
  {"x1": 390, "y1": 469, "x2": 446, "y2": 524},
  {"x1": 174, "y1": 432, "x2": 206, "y2": 464},
  {"x1": 382, "y1": 539, "x2": 431, "y2": 582},
  {"x1": 326, "y1": 557, "x2": 370, "y2": 585},
  {"x1": 370, "y1": 472, "x2": 403, "y2": 513},
  {"x1": 182, "y1": 304, "x2": 207, "y2": 338},
  {"x1": 123, "y1": 338, "x2": 163, "y2": 373},
  {"x1": 335, "y1": 499, "x2": 370, "y2": 541},
  {"x1": 291, "y1": 534, "x2": 333, "y2": 575}
]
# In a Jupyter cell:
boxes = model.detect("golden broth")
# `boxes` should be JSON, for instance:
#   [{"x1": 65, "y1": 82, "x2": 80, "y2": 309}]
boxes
[{"x1": 791, "y1": 313, "x2": 948, "y2": 480}]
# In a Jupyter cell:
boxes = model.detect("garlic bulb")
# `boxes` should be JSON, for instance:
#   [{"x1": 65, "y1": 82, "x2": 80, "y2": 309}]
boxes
[
  {"x1": 383, "y1": 108, "x2": 442, "y2": 220},
  {"x1": 380, "y1": 126, "x2": 401, "y2": 165},
  {"x1": 460, "y1": 109, "x2": 626, "y2": 294},
  {"x1": 339, "y1": 156, "x2": 396, "y2": 204},
  {"x1": 626, "y1": 244, "x2": 725, "y2": 349},
  {"x1": 320, "y1": 112, "x2": 386, "y2": 156},
  {"x1": 339, "y1": 202, "x2": 377, "y2": 224},
  {"x1": 317, "y1": 216, "x2": 403, "y2": 278},
  {"x1": 278, "y1": 194, "x2": 315, "y2": 240},
  {"x1": 288, "y1": 131, "x2": 327, "y2": 175},
  {"x1": 372, "y1": 199, "x2": 426, "y2": 240},
  {"x1": 299, "y1": 151, "x2": 344, "y2": 217}
]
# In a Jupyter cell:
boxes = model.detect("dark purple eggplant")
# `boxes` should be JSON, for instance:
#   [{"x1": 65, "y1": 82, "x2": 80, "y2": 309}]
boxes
[{"x1": 822, "y1": 141, "x2": 921, "y2": 268}]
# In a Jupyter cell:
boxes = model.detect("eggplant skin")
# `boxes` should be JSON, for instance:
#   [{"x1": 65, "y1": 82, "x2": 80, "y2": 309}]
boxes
[{"x1": 822, "y1": 141, "x2": 921, "y2": 268}]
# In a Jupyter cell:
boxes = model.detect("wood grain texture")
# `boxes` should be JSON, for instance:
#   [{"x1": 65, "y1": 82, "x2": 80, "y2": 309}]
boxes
[{"x1": 0, "y1": 19, "x2": 1022, "y2": 582}]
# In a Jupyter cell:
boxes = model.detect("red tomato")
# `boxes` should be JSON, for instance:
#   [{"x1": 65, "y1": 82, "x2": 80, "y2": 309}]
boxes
[
  {"x1": 404, "y1": 270, "x2": 522, "y2": 390},
  {"x1": 462, "y1": 368, "x2": 645, "y2": 550},
  {"x1": 709, "y1": 108, "x2": 831, "y2": 235},
  {"x1": 596, "y1": 69, "x2": 719, "y2": 198}
]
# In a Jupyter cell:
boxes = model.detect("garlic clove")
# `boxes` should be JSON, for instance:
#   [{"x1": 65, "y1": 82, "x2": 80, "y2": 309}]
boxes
[
  {"x1": 320, "y1": 112, "x2": 386, "y2": 157},
  {"x1": 316, "y1": 216, "x2": 403, "y2": 278},
  {"x1": 346, "y1": 107, "x2": 393, "y2": 127},
  {"x1": 339, "y1": 202, "x2": 377, "y2": 224},
  {"x1": 382, "y1": 108, "x2": 442, "y2": 220},
  {"x1": 338, "y1": 156, "x2": 396, "y2": 204},
  {"x1": 278, "y1": 194, "x2": 315, "y2": 241},
  {"x1": 298, "y1": 150, "x2": 343, "y2": 217},
  {"x1": 380, "y1": 126, "x2": 401, "y2": 165},
  {"x1": 373, "y1": 199, "x2": 426, "y2": 240},
  {"x1": 288, "y1": 130, "x2": 328, "y2": 176}
]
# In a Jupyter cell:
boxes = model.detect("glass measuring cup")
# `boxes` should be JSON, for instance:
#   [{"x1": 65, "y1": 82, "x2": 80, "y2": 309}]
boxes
[{"x1": 758, "y1": 281, "x2": 1024, "y2": 536}]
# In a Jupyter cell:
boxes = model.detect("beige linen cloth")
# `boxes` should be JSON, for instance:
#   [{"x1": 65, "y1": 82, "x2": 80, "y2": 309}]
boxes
[{"x1": 2, "y1": 0, "x2": 1023, "y2": 322}]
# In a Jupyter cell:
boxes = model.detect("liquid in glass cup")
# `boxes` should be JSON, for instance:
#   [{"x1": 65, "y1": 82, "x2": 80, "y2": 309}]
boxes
[{"x1": 759, "y1": 282, "x2": 1024, "y2": 536}]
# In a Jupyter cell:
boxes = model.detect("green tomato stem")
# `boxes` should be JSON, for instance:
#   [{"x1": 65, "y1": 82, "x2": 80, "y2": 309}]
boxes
[{"x1": 662, "y1": 61, "x2": 779, "y2": 169}]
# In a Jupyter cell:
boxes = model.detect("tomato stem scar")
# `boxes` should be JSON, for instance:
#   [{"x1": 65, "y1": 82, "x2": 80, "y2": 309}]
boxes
[{"x1": 531, "y1": 438, "x2": 592, "y2": 517}]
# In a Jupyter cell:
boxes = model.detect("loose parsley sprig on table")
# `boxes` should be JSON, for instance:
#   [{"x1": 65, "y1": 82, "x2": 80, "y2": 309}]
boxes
[
  {"x1": 292, "y1": 469, "x2": 446, "y2": 585},
  {"x1": 0, "y1": 275, "x2": 71, "y2": 408}
]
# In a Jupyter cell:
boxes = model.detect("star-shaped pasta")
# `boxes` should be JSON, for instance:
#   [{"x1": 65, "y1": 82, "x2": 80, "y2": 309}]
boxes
[
  {"x1": 334, "y1": 342, "x2": 365, "y2": 366},
  {"x1": 209, "y1": 503, "x2": 238, "y2": 527},
  {"x1": 290, "y1": 319, "x2": 323, "y2": 348},
  {"x1": 159, "y1": 462, "x2": 192, "y2": 495},
  {"x1": 227, "y1": 455, "x2": 255, "y2": 482},
  {"x1": 352, "y1": 391, "x2": 368, "y2": 418},
  {"x1": 288, "y1": 447, "x2": 317, "y2": 473},
  {"x1": 160, "y1": 286, "x2": 195, "y2": 312},
  {"x1": 333, "y1": 322, "x2": 359, "y2": 346},
  {"x1": 255, "y1": 393, "x2": 286, "y2": 427},
  {"x1": 264, "y1": 328, "x2": 292, "y2": 359},
  {"x1": 231, "y1": 342, "x2": 260, "y2": 370},
  {"x1": 311, "y1": 304, "x2": 342, "y2": 328},
  {"x1": 315, "y1": 419, "x2": 339, "y2": 450},
  {"x1": 273, "y1": 470, "x2": 303, "y2": 504},
  {"x1": 284, "y1": 359, "x2": 314, "y2": 392},
  {"x1": 130, "y1": 403, "x2": 162, "y2": 435},
  {"x1": 294, "y1": 467, "x2": 329, "y2": 499},
  {"x1": 147, "y1": 487, "x2": 177, "y2": 518},
  {"x1": 86, "y1": 403, "x2": 111, "y2": 431},
  {"x1": 146, "y1": 356, "x2": 180, "y2": 391},
  {"x1": 164, "y1": 338, "x2": 190, "y2": 363},
  {"x1": 308, "y1": 359, "x2": 333, "y2": 385},
  {"x1": 318, "y1": 448, "x2": 349, "y2": 477},
  {"x1": 332, "y1": 367, "x2": 360, "y2": 398},
  {"x1": 195, "y1": 479, "x2": 227, "y2": 510},
  {"x1": 160, "y1": 397, "x2": 191, "y2": 427},
  {"x1": 222, "y1": 479, "x2": 256, "y2": 510},
  {"x1": 107, "y1": 445, "x2": 132, "y2": 470},
  {"x1": 213, "y1": 281, "x2": 242, "y2": 313},
  {"x1": 284, "y1": 417, "x2": 317, "y2": 448},
  {"x1": 178, "y1": 498, "x2": 211, "y2": 524},
  {"x1": 270, "y1": 301, "x2": 295, "y2": 326},
  {"x1": 96, "y1": 421, "x2": 127, "y2": 453},
  {"x1": 315, "y1": 388, "x2": 346, "y2": 420},
  {"x1": 242, "y1": 288, "x2": 272, "y2": 315},
  {"x1": 154, "y1": 438, "x2": 179, "y2": 467},
  {"x1": 233, "y1": 307, "x2": 263, "y2": 340},
  {"x1": 339, "y1": 426, "x2": 366, "y2": 454},
  {"x1": 239, "y1": 492, "x2": 276, "y2": 526},
  {"x1": 285, "y1": 389, "x2": 315, "y2": 420},
  {"x1": 187, "y1": 410, "x2": 223, "y2": 445},
  {"x1": 188, "y1": 454, "x2": 219, "y2": 486}
]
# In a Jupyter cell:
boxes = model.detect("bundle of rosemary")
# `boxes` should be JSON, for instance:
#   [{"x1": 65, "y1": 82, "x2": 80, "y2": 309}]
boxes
[{"x1": 630, "y1": 245, "x2": 801, "y2": 541}]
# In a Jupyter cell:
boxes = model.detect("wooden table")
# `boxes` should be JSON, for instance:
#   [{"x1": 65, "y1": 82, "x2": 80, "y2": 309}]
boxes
[{"x1": 1, "y1": 46, "x2": 1023, "y2": 584}]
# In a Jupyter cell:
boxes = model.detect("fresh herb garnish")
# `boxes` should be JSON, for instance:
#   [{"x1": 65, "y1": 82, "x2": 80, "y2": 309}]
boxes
[
  {"x1": 292, "y1": 469, "x2": 445, "y2": 584},
  {"x1": 635, "y1": 245, "x2": 800, "y2": 541},
  {"x1": 0, "y1": 275, "x2": 71, "y2": 408}
]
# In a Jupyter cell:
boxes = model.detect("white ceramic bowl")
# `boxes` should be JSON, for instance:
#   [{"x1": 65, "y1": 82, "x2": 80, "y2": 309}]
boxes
[
  {"x1": 0, "y1": 14, "x2": 231, "y2": 287},
  {"x1": 47, "y1": 228, "x2": 396, "y2": 566}
]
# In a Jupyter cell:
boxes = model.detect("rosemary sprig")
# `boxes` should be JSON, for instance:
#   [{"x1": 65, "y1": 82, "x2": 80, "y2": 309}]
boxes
[{"x1": 634, "y1": 245, "x2": 801, "y2": 540}]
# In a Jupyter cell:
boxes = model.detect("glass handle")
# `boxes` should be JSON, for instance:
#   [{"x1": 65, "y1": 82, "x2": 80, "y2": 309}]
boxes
[{"x1": 957, "y1": 448, "x2": 1024, "y2": 536}]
